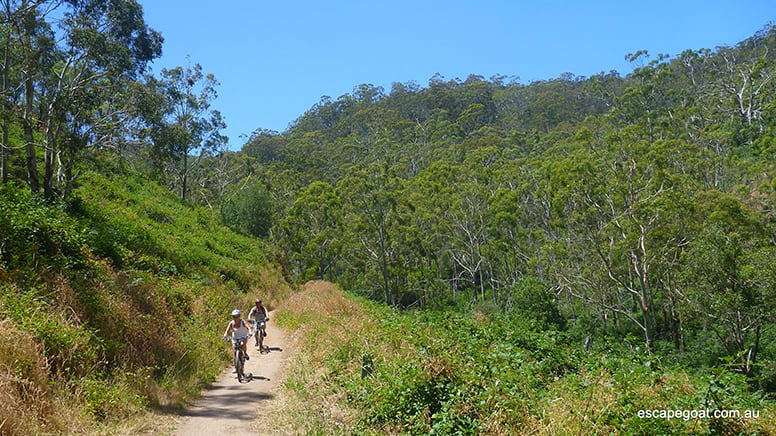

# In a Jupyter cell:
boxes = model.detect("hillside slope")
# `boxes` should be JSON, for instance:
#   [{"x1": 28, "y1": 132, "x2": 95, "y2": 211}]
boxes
[{"x1": 0, "y1": 167, "x2": 291, "y2": 434}]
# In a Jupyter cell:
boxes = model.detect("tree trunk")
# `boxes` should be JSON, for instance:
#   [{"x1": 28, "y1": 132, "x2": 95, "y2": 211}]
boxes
[
  {"x1": 23, "y1": 74, "x2": 39, "y2": 193},
  {"x1": 181, "y1": 151, "x2": 188, "y2": 200},
  {"x1": 1, "y1": 7, "x2": 10, "y2": 185},
  {"x1": 746, "y1": 324, "x2": 761, "y2": 377},
  {"x1": 1, "y1": 122, "x2": 7, "y2": 184},
  {"x1": 44, "y1": 125, "x2": 55, "y2": 198},
  {"x1": 378, "y1": 227, "x2": 391, "y2": 306}
]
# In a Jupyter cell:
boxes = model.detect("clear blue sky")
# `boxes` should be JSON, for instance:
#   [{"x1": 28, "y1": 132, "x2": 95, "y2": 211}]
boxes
[{"x1": 138, "y1": 1, "x2": 774, "y2": 150}]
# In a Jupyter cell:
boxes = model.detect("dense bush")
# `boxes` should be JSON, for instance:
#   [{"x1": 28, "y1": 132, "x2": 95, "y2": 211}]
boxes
[
  {"x1": 276, "y1": 283, "x2": 776, "y2": 435},
  {"x1": 220, "y1": 183, "x2": 274, "y2": 238},
  {"x1": 0, "y1": 183, "x2": 88, "y2": 275}
]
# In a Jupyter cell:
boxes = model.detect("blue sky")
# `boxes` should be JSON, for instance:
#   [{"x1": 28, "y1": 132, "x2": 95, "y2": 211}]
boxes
[{"x1": 138, "y1": 1, "x2": 774, "y2": 150}]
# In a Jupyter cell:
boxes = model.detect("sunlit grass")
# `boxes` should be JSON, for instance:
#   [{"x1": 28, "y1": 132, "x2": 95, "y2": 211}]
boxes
[
  {"x1": 270, "y1": 281, "x2": 776, "y2": 435},
  {"x1": 0, "y1": 169, "x2": 291, "y2": 434}
]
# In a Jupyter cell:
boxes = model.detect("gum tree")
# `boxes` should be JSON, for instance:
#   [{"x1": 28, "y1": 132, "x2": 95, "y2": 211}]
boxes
[
  {"x1": 2, "y1": 0, "x2": 161, "y2": 196},
  {"x1": 148, "y1": 62, "x2": 226, "y2": 201}
]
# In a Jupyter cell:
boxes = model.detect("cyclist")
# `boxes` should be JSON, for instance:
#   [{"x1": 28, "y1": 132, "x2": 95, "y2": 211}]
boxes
[
  {"x1": 223, "y1": 309, "x2": 251, "y2": 371},
  {"x1": 248, "y1": 299, "x2": 269, "y2": 345}
]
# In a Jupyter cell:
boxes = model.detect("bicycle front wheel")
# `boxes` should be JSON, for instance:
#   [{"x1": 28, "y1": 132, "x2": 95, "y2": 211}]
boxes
[{"x1": 234, "y1": 350, "x2": 245, "y2": 382}]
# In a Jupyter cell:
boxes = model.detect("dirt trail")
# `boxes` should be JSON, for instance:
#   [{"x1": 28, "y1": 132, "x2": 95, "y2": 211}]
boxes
[{"x1": 174, "y1": 311, "x2": 291, "y2": 435}]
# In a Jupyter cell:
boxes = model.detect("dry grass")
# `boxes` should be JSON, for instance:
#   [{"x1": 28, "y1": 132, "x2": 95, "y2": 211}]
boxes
[
  {"x1": 263, "y1": 280, "x2": 371, "y2": 435},
  {"x1": 521, "y1": 369, "x2": 620, "y2": 435},
  {"x1": 0, "y1": 319, "x2": 75, "y2": 435}
]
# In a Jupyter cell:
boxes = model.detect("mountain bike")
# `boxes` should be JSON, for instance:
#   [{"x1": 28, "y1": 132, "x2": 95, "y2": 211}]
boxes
[
  {"x1": 227, "y1": 335, "x2": 253, "y2": 382},
  {"x1": 253, "y1": 317, "x2": 268, "y2": 353}
]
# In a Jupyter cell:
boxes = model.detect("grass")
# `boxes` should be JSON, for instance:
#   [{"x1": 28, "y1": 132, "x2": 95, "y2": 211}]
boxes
[
  {"x1": 0, "y1": 168, "x2": 292, "y2": 434},
  {"x1": 271, "y1": 281, "x2": 776, "y2": 435}
]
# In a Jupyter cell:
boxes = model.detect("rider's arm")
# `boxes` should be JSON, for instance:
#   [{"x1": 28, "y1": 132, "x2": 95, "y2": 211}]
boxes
[{"x1": 223, "y1": 321, "x2": 233, "y2": 338}]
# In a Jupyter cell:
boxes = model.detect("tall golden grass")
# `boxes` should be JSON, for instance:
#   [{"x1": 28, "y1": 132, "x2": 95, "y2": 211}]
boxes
[
  {"x1": 0, "y1": 319, "x2": 70, "y2": 434},
  {"x1": 267, "y1": 281, "x2": 371, "y2": 434}
]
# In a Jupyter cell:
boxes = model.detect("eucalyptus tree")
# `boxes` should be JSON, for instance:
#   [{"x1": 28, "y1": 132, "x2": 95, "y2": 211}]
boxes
[
  {"x1": 616, "y1": 51, "x2": 677, "y2": 145},
  {"x1": 537, "y1": 128, "x2": 698, "y2": 353},
  {"x1": 401, "y1": 161, "x2": 463, "y2": 299},
  {"x1": 713, "y1": 25, "x2": 776, "y2": 147},
  {"x1": 1, "y1": 0, "x2": 161, "y2": 196},
  {"x1": 220, "y1": 180, "x2": 273, "y2": 238},
  {"x1": 337, "y1": 164, "x2": 404, "y2": 305},
  {"x1": 148, "y1": 63, "x2": 226, "y2": 201},
  {"x1": 280, "y1": 180, "x2": 343, "y2": 281},
  {"x1": 445, "y1": 178, "x2": 490, "y2": 303},
  {"x1": 45, "y1": 0, "x2": 161, "y2": 197},
  {"x1": 0, "y1": 0, "x2": 25, "y2": 183},
  {"x1": 13, "y1": 0, "x2": 54, "y2": 193},
  {"x1": 680, "y1": 191, "x2": 776, "y2": 376}
]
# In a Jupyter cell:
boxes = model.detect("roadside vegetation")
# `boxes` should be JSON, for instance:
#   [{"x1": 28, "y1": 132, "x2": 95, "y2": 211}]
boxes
[
  {"x1": 0, "y1": 164, "x2": 290, "y2": 434},
  {"x1": 1, "y1": 1, "x2": 775, "y2": 433},
  {"x1": 274, "y1": 281, "x2": 775, "y2": 434}
]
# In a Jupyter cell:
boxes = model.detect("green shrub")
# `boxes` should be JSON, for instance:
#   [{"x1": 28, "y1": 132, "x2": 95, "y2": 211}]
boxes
[
  {"x1": 507, "y1": 276, "x2": 566, "y2": 330},
  {"x1": 220, "y1": 183, "x2": 274, "y2": 238},
  {"x1": 0, "y1": 183, "x2": 88, "y2": 274},
  {"x1": 77, "y1": 375, "x2": 147, "y2": 421}
]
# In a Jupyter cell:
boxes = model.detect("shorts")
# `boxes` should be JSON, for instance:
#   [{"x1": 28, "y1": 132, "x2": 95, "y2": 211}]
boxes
[{"x1": 231, "y1": 334, "x2": 249, "y2": 344}]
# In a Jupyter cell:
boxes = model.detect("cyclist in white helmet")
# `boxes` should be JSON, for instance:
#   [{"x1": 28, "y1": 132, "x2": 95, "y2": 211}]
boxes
[{"x1": 223, "y1": 309, "x2": 252, "y2": 368}]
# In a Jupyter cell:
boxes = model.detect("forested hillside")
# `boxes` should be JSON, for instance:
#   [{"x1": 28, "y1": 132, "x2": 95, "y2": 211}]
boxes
[
  {"x1": 252, "y1": 25, "x2": 776, "y2": 433},
  {"x1": 248, "y1": 24, "x2": 776, "y2": 363},
  {"x1": 1, "y1": 0, "x2": 775, "y2": 432}
]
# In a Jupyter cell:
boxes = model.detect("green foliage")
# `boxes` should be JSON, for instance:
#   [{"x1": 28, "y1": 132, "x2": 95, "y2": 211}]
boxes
[
  {"x1": 1, "y1": 0, "x2": 162, "y2": 198},
  {"x1": 220, "y1": 183, "x2": 274, "y2": 238},
  {"x1": 0, "y1": 163, "x2": 286, "y2": 432},
  {"x1": 0, "y1": 183, "x2": 88, "y2": 275},
  {"x1": 78, "y1": 375, "x2": 148, "y2": 421},
  {"x1": 280, "y1": 180, "x2": 343, "y2": 281},
  {"x1": 253, "y1": 25, "x2": 776, "y2": 397},
  {"x1": 262, "y1": 28, "x2": 776, "y2": 433},
  {"x1": 280, "y1": 285, "x2": 776, "y2": 434},
  {"x1": 506, "y1": 277, "x2": 566, "y2": 330}
]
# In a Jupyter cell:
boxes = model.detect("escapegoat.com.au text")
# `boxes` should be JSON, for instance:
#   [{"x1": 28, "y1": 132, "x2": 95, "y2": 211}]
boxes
[{"x1": 637, "y1": 408, "x2": 761, "y2": 421}]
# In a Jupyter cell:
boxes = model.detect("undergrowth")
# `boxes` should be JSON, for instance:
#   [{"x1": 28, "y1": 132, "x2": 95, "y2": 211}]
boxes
[
  {"x1": 0, "y1": 170, "x2": 290, "y2": 434},
  {"x1": 275, "y1": 281, "x2": 776, "y2": 435}
]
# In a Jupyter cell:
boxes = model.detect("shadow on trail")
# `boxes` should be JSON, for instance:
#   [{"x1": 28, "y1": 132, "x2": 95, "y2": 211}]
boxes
[{"x1": 182, "y1": 386, "x2": 275, "y2": 420}]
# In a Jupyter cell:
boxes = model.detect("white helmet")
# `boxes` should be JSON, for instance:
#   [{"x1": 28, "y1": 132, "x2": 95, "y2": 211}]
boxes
[{"x1": 231, "y1": 309, "x2": 241, "y2": 316}]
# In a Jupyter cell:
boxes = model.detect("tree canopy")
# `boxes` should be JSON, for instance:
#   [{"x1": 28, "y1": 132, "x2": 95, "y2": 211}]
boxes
[{"x1": 237, "y1": 25, "x2": 776, "y2": 377}]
